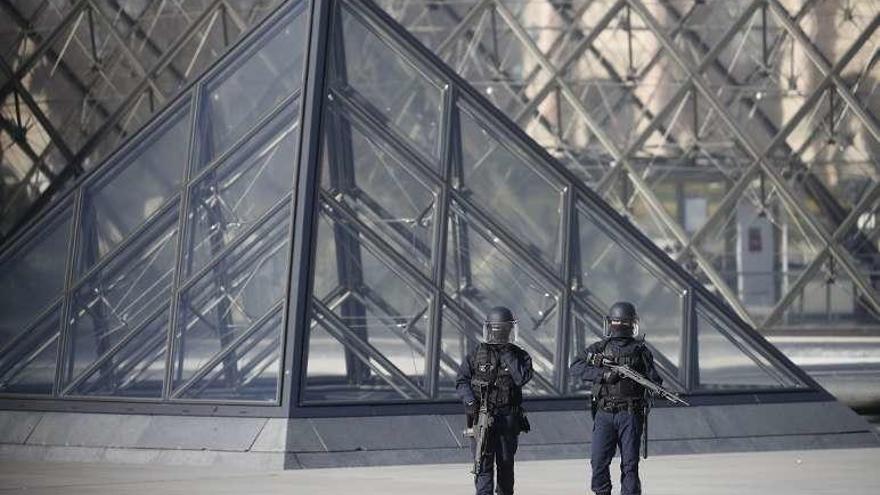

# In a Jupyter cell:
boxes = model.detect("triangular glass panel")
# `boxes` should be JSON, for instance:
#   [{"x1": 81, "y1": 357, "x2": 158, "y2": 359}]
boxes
[
  {"x1": 576, "y1": 202, "x2": 685, "y2": 371},
  {"x1": 311, "y1": 210, "x2": 340, "y2": 302},
  {"x1": 310, "y1": 199, "x2": 433, "y2": 387},
  {"x1": 676, "y1": 249, "x2": 754, "y2": 327},
  {"x1": 64, "y1": 206, "x2": 178, "y2": 387},
  {"x1": 672, "y1": 5, "x2": 798, "y2": 151},
  {"x1": 318, "y1": 104, "x2": 437, "y2": 275},
  {"x1": 604, "y1": 171, "x2": 682, "y2": 254},
  {"x1": 197, "y1": 5, "x2": 308, "y2": 167},
  {"x1": 634, "y1": 88, "x2": 755, "y2": 172},
  {"x1": 695, "y1": 298, "x2": 804, "y2": 389},
  {"x1": 433, "y1": 2, "x2": 548, "y2": 119},
  {"x1": 458, "y1": 103, "x2": 566, "y2": 272},
  {"x1": 304, "y1": 317, "x2": 354, "y2": 402},
  {"x1": 185, "y1": 97, "x2": 301, "y2": 277},
  {"x1": 80, "y1": 109, "x2": 132, "y2": 173},
  {"x1": 519, "y1": 80, "x2": 610, "y2": 186},
  {"x1": 626, "y1": 102, "x2": 755, "y2": 240},
  {"x1": 75, "y1": 98, "x2": 191, "y2": 276},
  {"x1": 20, "y1": 9, "x2": 105, "y2": 151},
  {"x1": 172, "y1": 200, "x2": 290, "y2": 391},
  {"x1": 66, "y1": 308, "x2": 169, "y2": 398},
  {"x1": 516, "y1": 56, "x2": 607, "y2": 155},
  {"x1": 0, "y1": 201, "x2": 72, "y2": 345},
  {"x1": 0, "y1": 304, "x2": 61, "y2": 395},
  {"x1": 304, "y1": 205, "x2": 430, "y2": 402},
  {"x1": 307, "y1": 302, "x2": 427, "y2": 402},
  {"x1": 445, "y1": 204, "x2": 561, "y2": 396},
  {"x1": 330, "y1": 3, "x2": 446, "y2": 166},
  {"x1": 520, "y1": 0, "x2": 611, "y2": 71},
  {"x1": 169, "y1": 13, "x2": 229, "y2": 92},
  {"x1": 69, "y1": 5, "x2": 144, "y2": 116},
  {"x1": 176, "y1": 307, "x2": 283, "y2": 402},
  {"x1": 107, "y1": 2, "x2": 179, "y2": 64}
]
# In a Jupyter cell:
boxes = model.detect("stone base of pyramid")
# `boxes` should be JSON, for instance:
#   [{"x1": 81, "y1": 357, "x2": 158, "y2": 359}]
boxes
[{"x1": 1, "y1": 399, "x2": 876, "y2": 469}]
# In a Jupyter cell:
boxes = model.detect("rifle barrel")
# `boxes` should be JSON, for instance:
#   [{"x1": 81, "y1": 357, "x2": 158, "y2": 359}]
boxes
[{"x1": 605, "y1": 362, "x2": 690, "y2": 406}]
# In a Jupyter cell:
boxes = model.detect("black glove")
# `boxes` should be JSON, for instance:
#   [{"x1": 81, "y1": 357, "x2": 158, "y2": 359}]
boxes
[
  {"x1": 499, "y1": 346, "x2": 516, "y2": 371},
  {"x1": 466, "y1": 400, "x2": 479, "y2": 417},
  {"x1": 587, "y1": 352, "x2": 604, "y2": 367},
  {"x1": 602, "y1": 370, "x2": 620, "y2": 384}
]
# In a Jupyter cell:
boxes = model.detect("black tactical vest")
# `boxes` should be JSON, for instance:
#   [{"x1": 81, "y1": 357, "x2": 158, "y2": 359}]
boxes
[
  {"x1": 471, "y1": 343, "x2": 522, "y2": 411},
  {"x1": 596, "y1": 338, "x2": 649, "y2": 402}
]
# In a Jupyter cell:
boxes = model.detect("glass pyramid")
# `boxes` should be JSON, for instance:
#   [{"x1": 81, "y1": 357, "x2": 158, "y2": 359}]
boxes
[
  {"x1": 297, "y1": 0, "x2": 810, "y2": 403},
  {"x1": 0, "y1": 0, "x2": 815, "y2": 412}
]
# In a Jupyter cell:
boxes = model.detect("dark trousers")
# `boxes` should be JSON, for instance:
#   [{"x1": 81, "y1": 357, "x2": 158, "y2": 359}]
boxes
[
  {"x1": 471, "y1": 414, "x2": 519, "y2": 495},
  {"x1": 590, "y1": 409, "x2": 643, "y2": 495}
]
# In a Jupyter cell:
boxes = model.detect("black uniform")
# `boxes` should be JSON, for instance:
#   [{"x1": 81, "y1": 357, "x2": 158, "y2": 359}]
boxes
[
  {"x1": 456, "y1": 343, "x2": 533, "y2": 495},
  {"x1": 570, "y1": 336, "x2": 662, "y2": 495}
]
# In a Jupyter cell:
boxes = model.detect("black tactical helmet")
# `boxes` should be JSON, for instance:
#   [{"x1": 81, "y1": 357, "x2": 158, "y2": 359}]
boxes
[
  {"x1": 486, "y1": 306, "x2": 516, "y2": 324},
  {"x1": 608, "y1": 302, "x2": 637, "y2": 321},
  {"x1": 605, "y1": 301, "x2": 639, "y2": 337},
  {"x1": 484, "y1": 306, "x2": 518, "y2": 345}
]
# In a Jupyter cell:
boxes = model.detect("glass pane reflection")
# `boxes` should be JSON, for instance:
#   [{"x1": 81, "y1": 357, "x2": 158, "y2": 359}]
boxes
[
  {"x1": 459, "y1": 106, "x2": 565, "y2": 271},
  {"x1": 445, "y1": 206, "x2": 560, "y2": 395},
  {"x1": 334, "y1": 5, "x2": 444, "y2": 164},
  {"x1": 200, "y1": 7, "x2": 308, "y2": 165},
  {"x1": 577, "y1": 206, "x2": 684, "y2": 370},
  {"x1": 185, "y1": 99, "x2": 300, "y2": 277},
  {"x1": 0, "y1": 206, "x2": 72, "y2": 346},
  {"x1": 68, "y1": 309, "x2": 169, "y2": 398},
  {"x1": 76, "y1": 103, "x2": 191, "y2": 276},
  {"x1": 172, "y1": 205, "x2": 289, "y2": 393},
  {"x1": 696, "y1": 302, "x2": 803, "y2": 389},
  {"x1": 64, "y1": 208, "x2": 178, "y2": 390},
  {"x1": 0, "y1": 305, "x2": 61, "y2": 396}
]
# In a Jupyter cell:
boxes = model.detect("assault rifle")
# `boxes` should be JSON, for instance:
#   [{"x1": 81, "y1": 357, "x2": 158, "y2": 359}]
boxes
[
  {"x1": 599, "y1": 357, "x2": 689, "y2": 459},
  {"x1": 462, "y1": 379, "x2": 493, "y2": 476},
  {"x1": 600, "y1": 357, "x2": 689, "y2": 406}
]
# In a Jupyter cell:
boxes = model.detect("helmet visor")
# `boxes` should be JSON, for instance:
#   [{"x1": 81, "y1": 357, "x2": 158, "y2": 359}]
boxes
[
  {"x1": 604, "y1": 317, "x2": 639, "y2": 337},
  {"x1": 483, "y1": 321, "x2": 518, "y2": 344}
]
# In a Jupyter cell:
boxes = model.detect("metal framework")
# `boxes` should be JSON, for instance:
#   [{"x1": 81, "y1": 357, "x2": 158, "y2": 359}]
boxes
[
  {"x1": 291, "y1": 0, "x2": 819, "y2": 408},
  {"x1": 0, "y1": 0, "x2": 834, "y2": 417},
  {"x1": 0, "y1": 0, "x2": 311, "y2": 416},
  {"x1": 0, "y1": 0, "x2": 286, "y2": 243},
  {"x1": 376, "y1": 0, "x2": 880, "y2": 336}
]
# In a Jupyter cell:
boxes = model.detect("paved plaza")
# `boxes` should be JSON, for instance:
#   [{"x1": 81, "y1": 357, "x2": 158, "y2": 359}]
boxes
[{"x1": 1, "y1": 447, "x2": 878, "y2": 494}]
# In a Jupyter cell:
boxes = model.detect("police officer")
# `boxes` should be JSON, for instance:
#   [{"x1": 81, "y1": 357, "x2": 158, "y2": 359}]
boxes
[
  {"x1": 569, "y1": 301, "x2": 662, "y2": 495},
  {"x1": 456, "y1": 306, "x2": 534, "y2": 495}
]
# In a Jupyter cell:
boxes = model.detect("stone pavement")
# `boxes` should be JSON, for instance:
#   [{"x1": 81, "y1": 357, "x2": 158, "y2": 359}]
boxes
[{"x1": 1, "y1": 447, "x2": 878, "y2": 494}]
